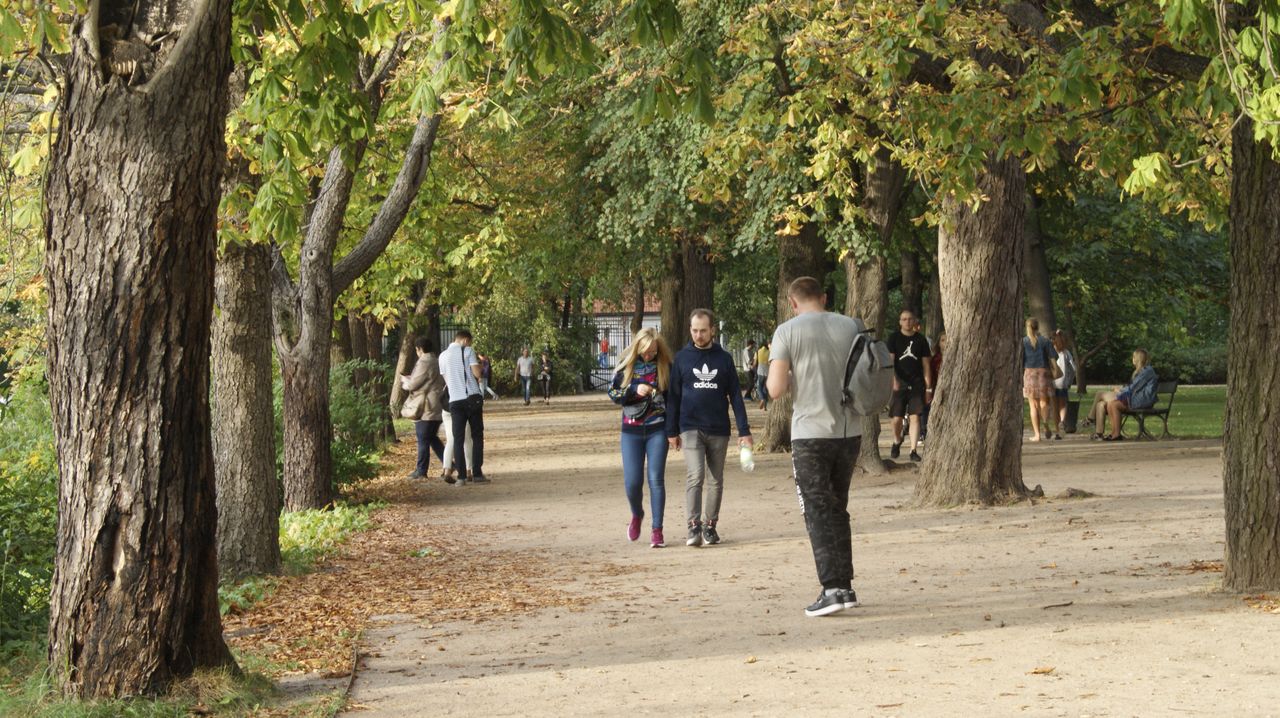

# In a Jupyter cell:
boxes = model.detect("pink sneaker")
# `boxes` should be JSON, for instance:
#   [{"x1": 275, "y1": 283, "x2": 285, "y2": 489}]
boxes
[
  {"x1": 627, "y1": 515, "x2": 642, "y2": 542},
  {"x1": 650, "y1": 528, "x2": 665, "y2": 548}
]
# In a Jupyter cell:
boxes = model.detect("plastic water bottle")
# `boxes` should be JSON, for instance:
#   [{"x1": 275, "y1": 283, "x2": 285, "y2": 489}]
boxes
[{"x1": 739, "y1": 445, "x2": 755, "y2": 472}]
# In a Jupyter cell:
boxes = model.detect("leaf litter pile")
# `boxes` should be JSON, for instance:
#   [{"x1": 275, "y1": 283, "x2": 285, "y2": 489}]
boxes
[{"x1": 224, "y1": 443, "x2": 615, "y2": 677}]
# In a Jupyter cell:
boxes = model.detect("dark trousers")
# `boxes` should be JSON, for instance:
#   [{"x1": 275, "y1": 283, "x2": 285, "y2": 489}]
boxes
[
  {"x1": 414, "y1": 420, "x2": 445, "y2": 476},
  {"x1": 449, "y1": 397, "x2": 485, "y2": 477},
  {"x1": 791, "y1": 437, "x2": 861, "y2": 590}
]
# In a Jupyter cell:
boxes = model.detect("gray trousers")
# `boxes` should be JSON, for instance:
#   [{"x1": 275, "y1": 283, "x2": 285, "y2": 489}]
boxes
[{"x1": 681, "y1": 430, "x2": 729, "y2": 525}]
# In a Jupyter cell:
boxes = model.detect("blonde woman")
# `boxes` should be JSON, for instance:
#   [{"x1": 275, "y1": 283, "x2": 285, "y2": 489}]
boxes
[
  {"x1": 1090, "y1": 349, "x2": 1158, "y2": 441},
  {"x1": 608, "y1": 328, "x2": 674, "y2": 548},
  {"x1": 1021, "y1": 318, "x2": 1058, "y2": 442}
]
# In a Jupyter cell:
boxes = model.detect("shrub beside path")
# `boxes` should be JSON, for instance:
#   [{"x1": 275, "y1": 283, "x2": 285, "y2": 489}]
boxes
[{"x1": 341, "y1": 395, "x2": 1279, "y2": 716}]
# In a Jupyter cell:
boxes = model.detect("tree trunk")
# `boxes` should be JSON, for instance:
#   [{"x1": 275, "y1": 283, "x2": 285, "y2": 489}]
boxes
[
  {"x1": 271, "y1": 34, "x2": 447, "y2": 510},
  {"x1": 334, "y1": 313, "x2": 353, "y2": 365},
  {"x1": 900, "y1": 248, "x2": 923, "y2": 318},
  {"x1": 1022, "y1": 191, "x2": 1057, "y2": 334},
  {"x1": 212, "y1": 243, "x2": 281, "y2": 582},
  {"x1": 43, "y1": 0, "x2": 235, "y2": 696},
  {"x1": 280, "y1": 348, "x2": 335, "y2": 511},
  {"x1": 760, "y1": 222, "x2": 832, "y2": 453},
  {"x1": 1223, "y1": 120, "x2": 1280, "y2": 591},
  {"x1": 924, "y1": 267, "x2": 944, "y2": 344},
  {"x1": 631, "y1": 276, "x2": 645, "y2": 336},
  {"x1": 681, "y1": 237, "x2": 716, "y2": 315},
  {"x1": 845, "y1": 146, "x2": 908, "y2": 474},
  {"x1": 348, "y1": 312, "x2": 370, "y2": 389},
  {"x1": 364, "y1": 314, "x2": 397, "y2": 442},
  {"x1": 915, "y1": 154, "x2": 1028, "y2": 506}
]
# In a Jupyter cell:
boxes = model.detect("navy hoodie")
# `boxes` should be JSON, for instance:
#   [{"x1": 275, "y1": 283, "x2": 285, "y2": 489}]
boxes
[{"x1": 666, "y1": 341, "x2": 751, "y2": 438}]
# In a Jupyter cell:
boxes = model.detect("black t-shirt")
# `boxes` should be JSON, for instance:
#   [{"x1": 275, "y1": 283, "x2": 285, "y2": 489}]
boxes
[{"x1": 888, "y1": 332, "x2": 932, "y2": 386}]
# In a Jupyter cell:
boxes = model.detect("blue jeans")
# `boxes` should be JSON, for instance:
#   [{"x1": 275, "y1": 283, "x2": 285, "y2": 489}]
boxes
[
  {"x1": 414, "y1": 420, "x2": 444, "y2": 476},
  {"x1": 757, "y1": 375, "x2": 769, "y2": 406},
  {"x1": 620, "y1": 426, "x2": 668, "y2": 529},
  {"x1": 520, "y1": 376, "x2": 532, "y2": 403}
]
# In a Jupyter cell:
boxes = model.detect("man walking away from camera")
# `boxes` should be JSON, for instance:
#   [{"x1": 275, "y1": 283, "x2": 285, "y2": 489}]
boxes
[{"x1": 768, "y1": 277, "x2": 865, "y2": 617}]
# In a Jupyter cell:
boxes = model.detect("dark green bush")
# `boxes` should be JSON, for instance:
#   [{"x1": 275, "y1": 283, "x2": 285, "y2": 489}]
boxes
[{"x1": 0, "y1": 383, "x2": 57, "y2": 644}]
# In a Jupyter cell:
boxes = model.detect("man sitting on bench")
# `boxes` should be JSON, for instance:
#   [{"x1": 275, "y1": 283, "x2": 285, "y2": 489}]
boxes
[{"x1": 1090, "y1": 348, "x2": 1158, "y2": 441}]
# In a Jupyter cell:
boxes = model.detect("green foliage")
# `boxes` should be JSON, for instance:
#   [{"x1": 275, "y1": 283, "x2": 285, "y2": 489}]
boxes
[
  {"x1": 1040, "y1": 184, "x2": 1228, "y2": 386},
  {"x1": 0, "y1": 382, "x2": 55, "y2": 644},
  {"x1": 278, "y1": 503, "x2": 376, "y2": 574}
]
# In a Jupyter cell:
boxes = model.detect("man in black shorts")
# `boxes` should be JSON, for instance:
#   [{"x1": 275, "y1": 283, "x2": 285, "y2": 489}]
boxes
[{"x1": 887, "y1": 309, "x2": 933, "y2": 462}]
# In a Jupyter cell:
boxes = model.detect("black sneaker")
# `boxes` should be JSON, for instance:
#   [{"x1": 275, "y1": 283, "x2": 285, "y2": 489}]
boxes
[
  {"x1": 840, "y1": 589, "x2": 861, "y2": 609},
  {"x1": 471, "y1": 474, "x2": 491, "y2": 484},
  {"x1": 890, "y1": 442, "x2": 902, "y2": 459},
  {"x1": 703, "y1": 524, "x2": 720, "y2": 545},
  {"x1": 909, "y1": 450, "x2": 922, "y2": 462},
  {"x1": 686, "y1": 523, "x2": 703, "y2": 547},
  {"x1": 804, "y1": 590, "x2": 848, "y2": 617}
]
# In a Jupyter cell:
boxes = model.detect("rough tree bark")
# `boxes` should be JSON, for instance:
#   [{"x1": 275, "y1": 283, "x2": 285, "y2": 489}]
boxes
[
  {"x1": 915, "y1": 155, "x2": 1029, "y2": 506},
  {"x1": 844, "y1": 148, "x2": 908, "y2": 474},
  {"x1": 660, "y1": 235, "x2": 715, "y2": 353},
  {"x1": 348, "y1": 312, "x2": 371, "y2": 392},
  {"x1": 631, "y1": 277, "x2": 645, "y2": 336},
  {"x1": 272, "y1": 32, "x2": 446, "y2": 510},
  {"x1": 43, "y1": 0, "x2": 235, "y2": 696},
  {"x1": 1223, "y1": 121, "x2": 1280, "y2": 591},
  {"x1": 924, "y1": 267, "x2": 944, "y2": 344},
  {"x1": 899, "y1": 248, "x2": 923, "y2": 318},
  {"x1": 759, "y1": 222, "x2": 832, "y2": 453},
  {"x1": 212, "y1": 243, "x2": 280, "y2": 582},
  {"x1": 364, "y1": 314, "x2": 397, "y2": 442},
  {"x1": 1022, "y1": 191, "x2": 1057, "y2": 334}
]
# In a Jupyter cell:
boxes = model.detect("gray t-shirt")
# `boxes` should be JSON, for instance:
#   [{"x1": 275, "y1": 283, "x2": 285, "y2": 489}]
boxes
[{"x1": 769, "y1": 311, "x2": 864, "y2": 440}]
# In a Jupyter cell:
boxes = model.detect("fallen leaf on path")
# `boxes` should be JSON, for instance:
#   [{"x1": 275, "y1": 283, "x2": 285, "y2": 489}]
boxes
[
  {"x1": 745, "y1": 656, "x2": 757, "y2": 664},
  {"x1": 1028, "y1": 666, "x2": 1056, "y2": 675}
]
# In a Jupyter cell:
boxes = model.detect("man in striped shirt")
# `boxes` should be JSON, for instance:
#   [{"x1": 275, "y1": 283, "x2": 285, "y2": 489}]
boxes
[{"x1": 438, "y1": 329, "x2": 489, "y2": 484}]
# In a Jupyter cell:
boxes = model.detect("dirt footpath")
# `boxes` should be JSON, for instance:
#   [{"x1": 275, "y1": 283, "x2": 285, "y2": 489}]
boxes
[{"x1": 344, "y1": 395, "x2": 1279, "y2": 717}]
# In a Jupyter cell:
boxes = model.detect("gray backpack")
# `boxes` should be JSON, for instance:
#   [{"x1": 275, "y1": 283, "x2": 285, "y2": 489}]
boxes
[{"x1": 841, "y1": 324, "x2": 894, "y2": 416}]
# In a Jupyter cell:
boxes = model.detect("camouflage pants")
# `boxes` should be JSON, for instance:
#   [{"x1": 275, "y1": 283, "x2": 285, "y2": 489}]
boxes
[{"x1": 791, "y1": 437, "x2": 861, "y2": 590}]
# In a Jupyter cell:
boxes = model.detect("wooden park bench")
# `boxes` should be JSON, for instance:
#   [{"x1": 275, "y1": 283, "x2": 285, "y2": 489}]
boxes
[{"x1": 1119, "y1": 380, "x2": 1178, "y2": 440}]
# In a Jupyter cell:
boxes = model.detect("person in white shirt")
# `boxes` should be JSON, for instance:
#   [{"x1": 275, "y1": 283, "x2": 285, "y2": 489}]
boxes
[
  {"x1": 438, "y1": 329, "x2": 488, "y2": 484},
  {"x1": 514, "y1": 348, "x2": 535, "y2": 406}
]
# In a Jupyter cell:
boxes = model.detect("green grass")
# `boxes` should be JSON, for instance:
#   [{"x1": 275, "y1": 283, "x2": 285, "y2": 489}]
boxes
[{"x1": 1023, "y1": 384, "x2": 1225, "y2": 439}]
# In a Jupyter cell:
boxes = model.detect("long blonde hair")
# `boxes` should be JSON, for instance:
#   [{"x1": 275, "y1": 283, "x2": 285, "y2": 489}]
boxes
[
  {"x1": 618, "y1": 328, "x2": 672, "y2": 390},
  {"x1": 1025, "y1": 317, "x2": 1041, "y2": 348},
  {"x1": 1131, "y1": 348, "x2": 1150, "y2": 379}
]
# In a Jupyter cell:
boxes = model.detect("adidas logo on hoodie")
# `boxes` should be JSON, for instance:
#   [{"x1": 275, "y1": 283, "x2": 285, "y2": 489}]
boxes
[{"x1": 693, "y1": 364, "x2": 719, "y2": 389}]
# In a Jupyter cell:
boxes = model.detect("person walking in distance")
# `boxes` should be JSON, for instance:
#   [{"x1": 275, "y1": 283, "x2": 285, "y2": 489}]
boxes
[
  {"x1": 538, "y1": 351, "x2": 553, "y2": 404},
  {"x1": 667, "y1": 309, "x2": 752, "y2": 547},
  {"x1": 742, "y1": 339, "x2": 758, "y2": 401},
  {"x1": 477, "y1": 353, "x2": 499, "y2": 400},
  {"x1": 887, "y1": 309, "x2": 933, "y2": 462},
  {"x1": 768, "y1": 277, "x2": 867, "y2": 617},
  {"x1": 515, "y1": 348, "x2": 535, "y2": 405},
  {"x1": 608, "y1": 328, "x2": 675, "y2": 548},
  {"x1": 438, "y1": 329, "x2": 488, "y2": 484},
  {"x1": 755, "y1": 340, "x2": 771, "y2": 410}
]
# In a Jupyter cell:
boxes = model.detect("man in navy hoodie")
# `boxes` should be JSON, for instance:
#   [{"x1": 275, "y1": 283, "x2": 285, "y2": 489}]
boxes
[{"x1": 667, "y1": 309, "x2": 753, "y2": 547}]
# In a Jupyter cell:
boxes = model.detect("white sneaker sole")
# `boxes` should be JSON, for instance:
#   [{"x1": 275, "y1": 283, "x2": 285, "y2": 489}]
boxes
[{"x1": 804, "y1": 602, "x2": 847, "y2": 618}]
